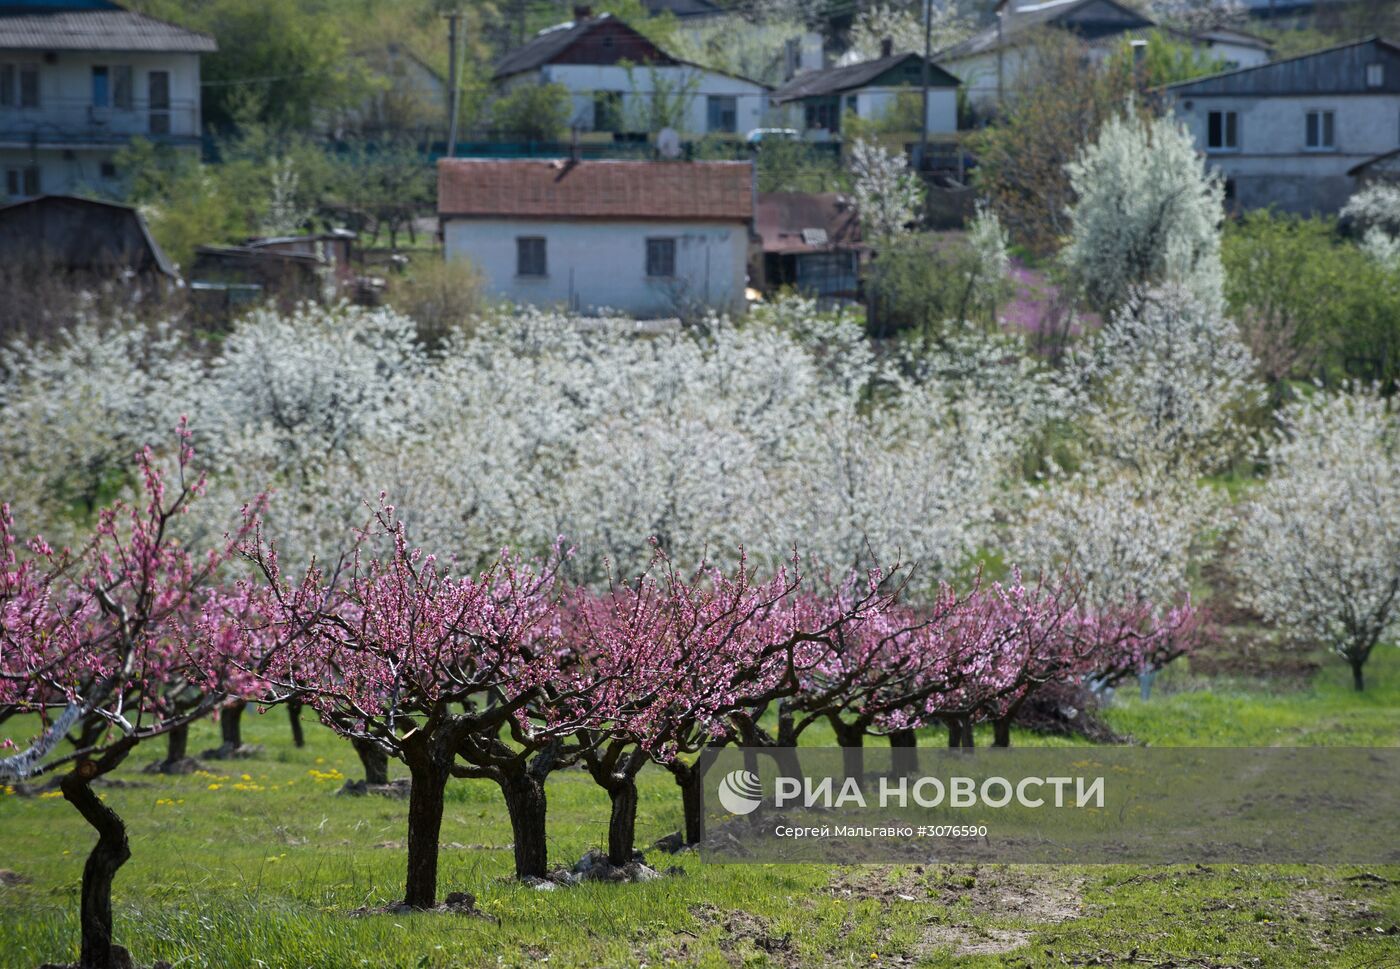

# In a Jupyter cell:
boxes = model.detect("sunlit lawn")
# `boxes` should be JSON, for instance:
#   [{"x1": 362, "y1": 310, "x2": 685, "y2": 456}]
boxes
[{"x1": 1, "y1": 652, "x2": 1397, "y2": 967}]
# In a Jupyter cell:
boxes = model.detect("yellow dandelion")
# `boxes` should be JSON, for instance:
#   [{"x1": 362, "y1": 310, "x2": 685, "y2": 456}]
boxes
[{"x1": 208, "y1": 783, "x2": 222, "y2": 791}]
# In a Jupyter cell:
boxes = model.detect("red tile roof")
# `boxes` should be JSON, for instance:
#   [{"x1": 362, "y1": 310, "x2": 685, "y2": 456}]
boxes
[{"x1": 437, "y1": 159, "x2": 754, "y2": 222}]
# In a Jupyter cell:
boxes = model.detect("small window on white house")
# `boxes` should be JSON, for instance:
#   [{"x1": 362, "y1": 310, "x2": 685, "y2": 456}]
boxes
[
  {"x1": 1305, "y1": 109, "x2": 1335, "y2": 150},
  {"x1": 1207, "y1": 110, "x2": 1238, "y2": 150},
  {"x1": 706, "y1": 95, "x2": 736, "y2": 133},
  {"x1": 1367, "y1": 63, "x2": 1385, "y2": 87},
  {"x1": 5, "y1": 165, "x2": 40, "y2": 197},
  {"x1": 646, "y1": 237, "x2": 676, "y2": 278},
  {"x1": 516, "y1": 236, "x2": 547, "y2": 277}
]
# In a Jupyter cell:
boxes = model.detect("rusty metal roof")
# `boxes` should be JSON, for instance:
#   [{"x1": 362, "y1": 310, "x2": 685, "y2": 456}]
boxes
[{"x1": 755, "y1": 191, "x2": 863, "y2": 254}]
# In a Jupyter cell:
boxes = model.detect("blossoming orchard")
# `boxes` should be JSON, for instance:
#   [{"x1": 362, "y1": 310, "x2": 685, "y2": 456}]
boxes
[{"x1": 4, "y1": 65, "x2": 1400, "y2": 969}]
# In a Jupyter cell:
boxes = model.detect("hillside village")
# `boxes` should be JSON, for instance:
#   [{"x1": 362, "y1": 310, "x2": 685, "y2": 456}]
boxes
[{"x1": 1, "y1": 0, "x2": 1396, "y2": 326}]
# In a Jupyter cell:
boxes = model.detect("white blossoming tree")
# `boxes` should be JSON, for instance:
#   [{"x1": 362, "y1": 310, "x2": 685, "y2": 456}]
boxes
[
  {"x1": 0, "y1": 296, "x2": 1031, "y2": 590},
  {"x1": 1341, "y1": 184, "x2": 1400, "y2": 270},
  {"x1": 847, "y1": 2, "x2": 973, "y2": 61},
  {"x1": 1013, "y1": 464, "x2": 1218, "y2": 613},
  {"x1": 1067, "y1": 285, "x2": 1263, "y2": 474},
  {"x1": 1063, "y1": 108, "x2": 1226, "y2": 315},
  {"x1": 1234, "y1": 389, "x2": 1400, "y2": 691},
  {"x1": 850, "y1": 138, "x2": 925, "y2": 241}
]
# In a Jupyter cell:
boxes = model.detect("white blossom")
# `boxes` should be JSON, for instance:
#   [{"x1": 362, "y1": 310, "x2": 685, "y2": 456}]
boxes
[
  {"x1": 1233, "y1": 389, "x2": 1400, "y2": 690},
  {"x1": 1064, "y1": 108, "x2": 1225, "y2": 314},
  {"x1": 1013, "y1": 464, "x2": 1219, "y2": 611},
  {"x1": 850, "y1": 138, "x2": 925, "y2": 241},
  {"x1": 1066, "y1": 286, "x2": 1262, "y2": 473}
]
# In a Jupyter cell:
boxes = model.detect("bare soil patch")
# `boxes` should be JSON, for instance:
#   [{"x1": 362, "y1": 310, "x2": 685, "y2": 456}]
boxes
[{"x1": 827, "y1": 863, "x2": 1084, "y2": 960}]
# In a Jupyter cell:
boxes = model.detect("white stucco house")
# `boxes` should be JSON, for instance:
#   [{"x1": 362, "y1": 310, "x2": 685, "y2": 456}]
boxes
[
  {"x1": 438, "y1": 158, "x2": 754, "y2": 318},
  {"x1": 1167, "y1": 36, "x2": 1400, "y2": 214},
  {"x1": 0, "y1": 0, "x2": 214, "y2": 199},
  {"x1": 491, "y1": 9, "x2": 771, "y2": 137},
  {"x1": 768, "y1": 45, "x2": 961, "y2": 140},
  {"x1": 939, "y1": 0, "x2": 1272, "y2": 114}
]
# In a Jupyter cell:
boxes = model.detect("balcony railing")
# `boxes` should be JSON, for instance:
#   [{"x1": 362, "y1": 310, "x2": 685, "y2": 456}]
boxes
[{"x1": 0, "y1": 97, "x2": 200, "y2": 145}]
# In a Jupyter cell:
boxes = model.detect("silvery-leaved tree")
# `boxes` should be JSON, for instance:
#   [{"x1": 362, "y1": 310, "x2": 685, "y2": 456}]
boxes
[
  {"x1": 850, "y1": 138, "x2": 925, "y2": 241},
  {"x1": 1063, "y1": 107, "x2": 1226, "y2": 316},
  {"x1": 1234, "y1": 389, "x2": 1400, "y2": 691}
]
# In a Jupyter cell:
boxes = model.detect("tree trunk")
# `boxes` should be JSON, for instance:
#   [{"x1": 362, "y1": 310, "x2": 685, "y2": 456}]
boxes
[
  {"x1": 888, "y1": 729, "x2": 917, "y2": 775},
  {"x1": 166, "y1": 723, "x2": 188, "y2": 764},
  {"x1": 221, "y1": 700, "x2": 244, "y2": 749},
  {"x1": 61, "y1": 768, "x2": 132, "y2": 969},
  {"x1": 675, "y1": 765, "x2": 704, "y2": 846},
  {"x1": 402, "y1": 757, "x2": 448, "y2": 908},
  {"x1": 831, "y1": 719, "x2": 865, "y2": 780},
  {"x1": 606, "y1": 779, "x2": 639, "y2": 866},
  {"x1": 501, "y1": 769, "x2": 549, "y2": 879},
  {"x1": 993, "y1": 717, "x2": 1012, "y2": 748},
  {"x1": 287, "y1": 701, "x2": 305, "y2": 748},
  {"x1": 947, "y1": 716, "x2": 974, "y2": 748},
  {"x1": 354, "y1": 737, "x2": 390, "y2": 786},
  {"x1": 1352, "y1": 658, "x2": 1366, "y2": 692}
]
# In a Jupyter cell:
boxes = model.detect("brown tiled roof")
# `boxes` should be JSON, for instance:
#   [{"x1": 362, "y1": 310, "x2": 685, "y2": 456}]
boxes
[{"x1": 437, "y1": 159, "x2": 754, "y2": 221}]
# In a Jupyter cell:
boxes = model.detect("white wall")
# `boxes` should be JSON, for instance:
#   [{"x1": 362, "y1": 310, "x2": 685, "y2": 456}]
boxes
[
  {"x1": 443, "y1": 217, "x2": 750, "y2": 318},
  {"x1": 1173, "y1": 92, "x2": 1400, "y2": 212},
  {"x1": 944, "y1": 49, "x2": 1026, "y2": 113},
  {"x1": 533, "y1": 64, "x2": 772, "y2": 134},
  {"x1": 1203, "y1": 40, "x2": 1270, "y2": 71},
  {"x1": 0, "y1": 49, "x2": 203, "y2": 140},
  {"x1": 0, "y1": 146, "x2": 125, "y2": 197},
  {"x1": 853, "y1": 86, "x2": 957, "y2": 133}
]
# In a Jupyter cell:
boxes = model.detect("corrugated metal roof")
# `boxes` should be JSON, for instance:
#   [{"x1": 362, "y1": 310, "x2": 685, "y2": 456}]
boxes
[
  {"x1": 0, "y1": 9, "x2": 216, "y2": 52},
  {"x1": 771, "y1": 52, "x2": 959, "y2": 102},
  {"x1": 1166, "y1": 36, "x2": 1400, "y2": 96},
  {"x1": 438, "y1": 158, "x2": 754, "y2": 221}
]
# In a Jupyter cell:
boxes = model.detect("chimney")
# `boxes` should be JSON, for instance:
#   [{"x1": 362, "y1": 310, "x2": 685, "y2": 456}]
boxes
[
  {"x1": 573, "y1": 5, "x2": 592, "y2": 20},
  {"x1": 880, "y1": 37, "x2": 894, "y2": 58}
]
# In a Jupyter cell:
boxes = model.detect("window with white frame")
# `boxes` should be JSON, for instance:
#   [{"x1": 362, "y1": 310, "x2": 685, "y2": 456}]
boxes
[
  {"x1": 1206, "y1": 110, "x2": 1238, "y2": 151},
  {"x1": 1305, "y1": 109, "x2": 1335, "y2": 150},
  {"x1": 1367, "y1": 63, "x2": 1385, "y2": 88}
]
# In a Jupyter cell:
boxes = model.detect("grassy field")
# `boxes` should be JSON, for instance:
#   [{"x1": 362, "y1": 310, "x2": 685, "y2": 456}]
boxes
[{"x1": 1, "y1": 651, "x2": 1397, "y2": 968}]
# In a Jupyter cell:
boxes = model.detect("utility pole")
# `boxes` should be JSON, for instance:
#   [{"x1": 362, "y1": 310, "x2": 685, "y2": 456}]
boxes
[
  {"x1": 919, "y1": 0, "x2": 933, "y2": 171},
  {"x1": 446, "y1": 9, "x2": 462, "y2": 157}
]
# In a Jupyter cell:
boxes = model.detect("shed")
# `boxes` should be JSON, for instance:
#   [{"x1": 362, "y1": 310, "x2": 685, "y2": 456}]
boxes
[
  {"x1": 754, "y1": 192, "x2": 863, "y2": 301},
  {"x1": 0, "y1": 194, "x2": 176, "y2": 279}
]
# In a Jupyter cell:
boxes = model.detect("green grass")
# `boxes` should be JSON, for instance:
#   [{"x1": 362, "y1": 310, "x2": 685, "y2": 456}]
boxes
[{"x1": 1, "y1": 652, "x2": 1397, "y2": 968}]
